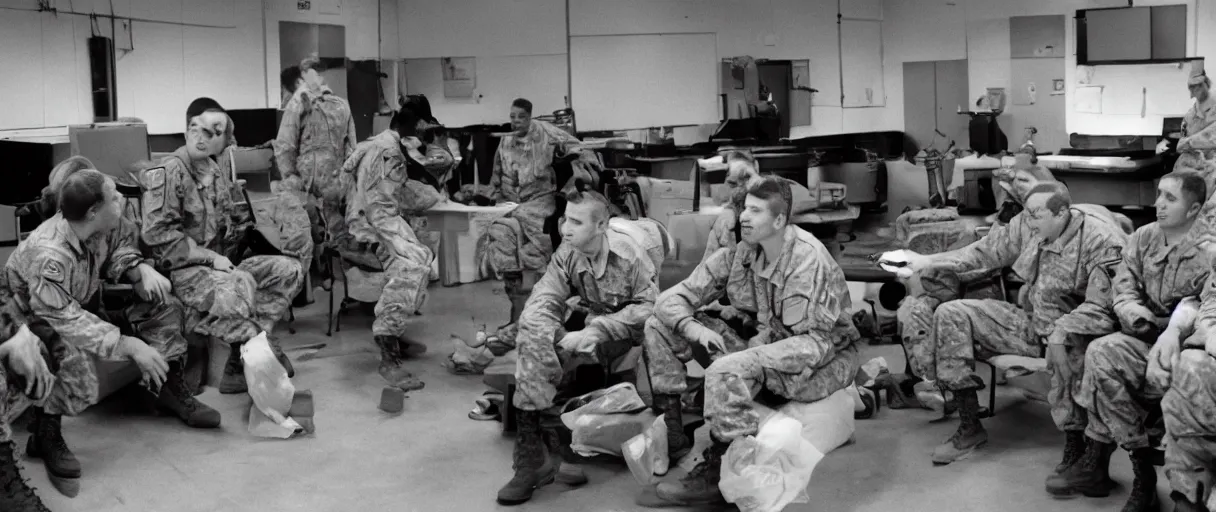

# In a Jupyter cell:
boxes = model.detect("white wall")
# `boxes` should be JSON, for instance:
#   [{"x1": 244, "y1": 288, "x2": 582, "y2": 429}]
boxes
[
  {"x1": 0, "y1": 0, "x2": 397, "y2": 134},
  {"x1": 884, "y1": 0, "x2": 1211, "y2": 140}
]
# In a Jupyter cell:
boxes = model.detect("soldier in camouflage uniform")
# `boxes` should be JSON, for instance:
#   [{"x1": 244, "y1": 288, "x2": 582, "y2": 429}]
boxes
[
  {"x1": 1054, "y1": 172, "x2": 1211, "y2": 509},
  {"x1": 497, "y1": 189, "x2": 659, "y2": 505},
  {"x1": 477, "y1": 99, "x2": 602, "y2": 340},
  {"x1": 644, "y1": 177, "x2": 860, "y2": 506},
  {"x1": 7, "y1": 168, "x2": 223, "y2": 494},
  {"x1": 899, "y1": 182, "x2": 1128, "y2": 471},
  {"x1": 142, "y1": 105, "x2": 304, "y2": 395},
  {"x1": 275, "y1": 57, "x2": 358, "y2": 273},
  {"x1": 701, "y1": 151, "x2": 817, "y2": 263},
  {"x1": 1157, "y1": 346, "x2": 1216, "y2": 512},
  {"x1": 0, "y1": 282, "x2": 81, "y2": 511},
  {"x1": 336, "y1": 110, "x2": 438, "y2": 391}
]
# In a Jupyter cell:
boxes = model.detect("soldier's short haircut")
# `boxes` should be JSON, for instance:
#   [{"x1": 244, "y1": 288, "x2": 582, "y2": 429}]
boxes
[
  {"x1": 511, "y1": 98, "x2": 533, "y2": 115},
  {"x1": 41, "y1": 156, "x2": 97, "y2": 217},
  {"x1": 1162, "y1": 169, "x2": 1207, "y2": 206},
  {"x1": 564, "y1": 180, "x2": 611, "y2": 223},
  {"x1": 280, "y1": 65, "x2": 302, "y2": 93},
  {"x1": 57, "y1": 169, "x2": 109, "y2": 222},
  {"x1": 300, "y1": 56, "x2": 323, "y2": 73},
  {"x1": 746, "y1": 176, "x2": 792, "y2": 221},
  {"x1": 1026, "y1": 181, "x2": 1072, "y2": 214},
  {"x1": 724, "y1": 150, "x2": 758, "y2": 171}
]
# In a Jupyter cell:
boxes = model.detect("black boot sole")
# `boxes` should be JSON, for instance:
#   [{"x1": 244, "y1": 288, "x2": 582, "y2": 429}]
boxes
[{"x1": 1046, "y1": 479, "x2": 1117, "y2": 499}]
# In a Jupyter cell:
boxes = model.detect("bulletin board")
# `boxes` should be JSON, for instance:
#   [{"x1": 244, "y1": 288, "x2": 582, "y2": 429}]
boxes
[
  {"x1": 1078, "y1": 60, "x2": 1204, "y2": 117},
  {"x1": 841, "y1": 20, "x2": 885, "y2": 107},
  {"x1": 570, "y1": 33, "x2": 719, "y2": 131},
  {"x1": 1010, "y1": 15, "x2": 1065, "y2": 59}
]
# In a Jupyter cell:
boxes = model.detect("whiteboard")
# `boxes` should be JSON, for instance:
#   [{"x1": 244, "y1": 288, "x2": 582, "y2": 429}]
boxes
[
  {"x1": 404, "y1": 54, "x2": 568, "y2": 128},
  {"x1": 570, "y1": 33, "x2": 719, "y2": 131},
  {"x1": 1081, "y1": 60, "x2": 1203, "y2": 117},
  {"x1": 841, "y1": 20, "x2": 885, "y2": 107}
]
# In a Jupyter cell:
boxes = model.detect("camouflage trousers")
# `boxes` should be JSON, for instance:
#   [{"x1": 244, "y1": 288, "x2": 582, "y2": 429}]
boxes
[
  {"x1": 513, "y1": 325, "x2": 635, "y2": 411},
  {"x1": 348, "y1": 241, "x2": 431, "y2": 338},
  {"x1": 917, "y1": 299, "x2": 1090, "y2": 431},
  {"x1": 643, "y1": 313, "x2": 753, "y2": 395},
  {"x1": 1162, "y1": 349, "x2": 1216, "y2": 509},
  {"x1": 0, "y1": 324, "x2": 97, "y2": 442},
  {"x1": 477, "y1": 195, "x2": 555, "y2": 278},
  {"x1": 170, "y1": 255, "x2": 304, "y2": 345},
  {"x1": 1076, "y1": 333, "x2": 1161, "y2": 450},
  {"x1": 897, "y1": 267, "x2": 1005, "y2": 379},
  {"x1": 407, "y1": 216, "x2": 441, "y2": 268}
]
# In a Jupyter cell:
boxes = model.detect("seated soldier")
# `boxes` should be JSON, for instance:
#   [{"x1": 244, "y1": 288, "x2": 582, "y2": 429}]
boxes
[
  {"x1": 643, "y1": 177, "x2": 860, "y2": 506},
  {"x1": 1061, "y1": 171, "x2": 1208, "y2": 509},
  {"x1": 497, "y1": 189, "x2": 659, "y2": 506},
  {"x1": 336, "y1": 108, "x2": 437, "y2": 391},
  {"x1": 0, "y1": 282, "x2": 92, "y2": 511},
  {"x1": 6, "y1": 166, "x2": 223, "y2": 491},
  {"x1": 897, "y1": 182, "x2": 1128, "y2": 470},
  {"x1": 478, "y1": 98, "x2": 602, "y2": 336},
  {"x1": 1149, "y1": 257, "x2": 1216, "y2": 511},
  {"x1": 141, "y1": 99, "x2": 304, "y2": 395}
]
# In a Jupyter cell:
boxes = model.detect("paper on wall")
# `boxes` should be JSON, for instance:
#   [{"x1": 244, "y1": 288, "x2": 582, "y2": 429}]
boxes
[{"x1": 1075, "y1": 85, "x2": 1103, "y2": 114}]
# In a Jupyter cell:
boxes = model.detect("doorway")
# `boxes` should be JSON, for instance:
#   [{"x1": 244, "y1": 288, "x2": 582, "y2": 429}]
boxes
[
  {"x1": 902, "y1": 59, "x2": 969, "y2": 151},
  {"x1": 757, "y1": 61, "x2": 792, "y2": 139}
]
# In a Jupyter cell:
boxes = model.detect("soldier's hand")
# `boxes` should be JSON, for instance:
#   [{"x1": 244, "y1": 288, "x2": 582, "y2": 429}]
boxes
[
  {"x1": 557, "y1": 330, "x2": 599, "y2": 358},
  {"x1": 1120, "y1": 304, "x2": 1157, "y2": 335},
  {"x1": 134, "y1": 264, "x2": 173, "y2": 303},
  {"x1": 1046, "y1": 343, "x2": 1071, "y2": 384},
  {"x1": 1147, "y1": 330, "x2": 1181, "y2": 390},
  {"x1": 0, "y1": 325, "x2": 54, "y2": 401},
  {"x1": 213, "y1": 255, "x2": 235, "y2": 272},
  {"x1": 1156, "y1": 139, "x2": 1171, "y2": 155},
  {"x1": 126, "y1": 337, "x2": 169, "y2": 390}
]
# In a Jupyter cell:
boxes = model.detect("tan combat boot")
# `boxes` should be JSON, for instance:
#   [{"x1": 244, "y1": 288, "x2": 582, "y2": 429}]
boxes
[
  {"x1": 1045, "y1": 437, "x2": 1116, "y2": 498},
  {"x1": 497, "y1": 410, "x2": 557, "y2": 505},
  {"x1": 157, "y1": 362, "x2": 222, "y2": 428},
  {"x1": 654, "y1": 438, "x2": 729, "y2": 506},
  {"x1": 931, "y1": 389, "x2": 988, "y2": 465}
]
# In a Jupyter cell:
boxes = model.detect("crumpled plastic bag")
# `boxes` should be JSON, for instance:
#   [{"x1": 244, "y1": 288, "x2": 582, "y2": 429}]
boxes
[
  {"x1": 719, "y1": 414, "x2": 822, "y2": 512},
  {"x1": 622, "y1": 414, "x2": 670, "y2": 485},
  {"x1": 913, "y1": 380, "x2": 951, "y2": 414},
  {"x1": 443, "y1": 335, "x2": 494, "y2": 375},
  {"x1": 855, "y1": 357, "x2": 889, "y2": 387},
  {"x1": 560, "y1": 383, "x2": 652, "y2": 457},
  {"x1": 242, "y1": 332, "x2": 305, "y2": 438}
]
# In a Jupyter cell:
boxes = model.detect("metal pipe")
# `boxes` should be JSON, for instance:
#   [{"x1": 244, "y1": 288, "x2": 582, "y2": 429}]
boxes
[{"x1": 0, "y1": 5, "x2": 238, "y2": 29}]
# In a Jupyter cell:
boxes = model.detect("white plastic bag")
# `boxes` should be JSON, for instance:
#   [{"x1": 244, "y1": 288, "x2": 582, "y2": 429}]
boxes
[
  {"x1": 622, "y1": 414, "x2": 670, "y2": 485},
  {"x1": 560, "y1": 383, "x2": 652, "y2": 457},
  {"x1": 719, "y1": 415, "x2": 822, "y2": 512},
  {"x1": 242, "y1": 332, "x2": 304, "y2": 438}
]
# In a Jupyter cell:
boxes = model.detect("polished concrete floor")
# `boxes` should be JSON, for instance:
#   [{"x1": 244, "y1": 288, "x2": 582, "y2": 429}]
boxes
[{"x1": 26, "y1": 280, "x2": 1173, "y2": 512}]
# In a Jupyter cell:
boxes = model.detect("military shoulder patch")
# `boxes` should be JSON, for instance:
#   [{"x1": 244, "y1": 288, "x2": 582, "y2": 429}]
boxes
[
  {"x1": 143, "y1": 167, "x2": 167, "y2": 190},
  {"x1": 40, "y1": 258, "x2": 67, "y2": 284}
]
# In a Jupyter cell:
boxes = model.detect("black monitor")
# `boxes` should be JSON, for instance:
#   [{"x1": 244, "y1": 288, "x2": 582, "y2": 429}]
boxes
[{"x1": 68, "y1": 123, "x2": 150, "y2": 184}]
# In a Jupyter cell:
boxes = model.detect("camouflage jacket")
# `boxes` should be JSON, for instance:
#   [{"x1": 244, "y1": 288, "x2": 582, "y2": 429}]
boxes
[
  {"x1": 519, "y1": 229, "x2": 658, "y2": 345},
  {"x1": 4, "y1": 214, "x2": 145, "y2": 359},
  {"x1": 275, "y1": 86, "x2": 357, "y2": 199},
  {"x1": 491, "y1": 120, "x2": 593, "y2": 204},
  {"x1": 658, "y1": 226, "x2": 859, "y2": 366},
  {"x1": 1113, "y1": 223, "x2": 1212, "y2": 327},
  {"x1": 140, "y1": 146, "x2": 243, "y2": 271},
  {"x1": 339, "y1": 130, "x2": 439, "y2": 253}
]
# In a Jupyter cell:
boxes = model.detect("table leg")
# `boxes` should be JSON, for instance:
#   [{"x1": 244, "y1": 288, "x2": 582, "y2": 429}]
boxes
[{"x1": 438, "y1": 229, "x2": 461, "y2": 287}]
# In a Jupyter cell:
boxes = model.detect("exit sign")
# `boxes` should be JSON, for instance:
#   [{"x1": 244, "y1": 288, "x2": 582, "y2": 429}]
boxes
[{"x1": 297, "y1": 0, "x2": 311, "y2": 10}]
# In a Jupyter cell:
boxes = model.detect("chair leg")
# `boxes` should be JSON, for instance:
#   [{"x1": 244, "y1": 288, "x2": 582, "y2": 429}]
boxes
[
  {"x1": 287, "y1": 308, "x2": 297, "y2": 335},
  {"x1": 983, "y1": 363, "x2": 997, "y2": 419}
]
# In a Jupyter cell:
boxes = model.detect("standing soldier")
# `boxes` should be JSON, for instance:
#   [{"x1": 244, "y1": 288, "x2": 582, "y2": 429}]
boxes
[
  {"x1": 275, "y1": 57, "x2": 358, "y2": 274},
  {"x1": 336, "y1": 109, "x2": 437, "y2": 390},
  {"x1": 498, "y1": 189, "x2": 658, "y2": 506},
  {"x1": 643, "y1": 177, "x2": 860, "y2": 506},
  {"x1": 142, "y1": 100, "x2": 304, "y2": 395}
]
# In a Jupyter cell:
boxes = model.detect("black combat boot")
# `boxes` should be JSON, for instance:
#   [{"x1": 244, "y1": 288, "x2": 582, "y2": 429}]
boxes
[
  {"x1": 1045, "y1": 437, "x2": 1117, "y2": 497},
  {"x1": 0, "y1": 440, "x2": 51, "y2": 512},
  {"x1": 1120, "y1": 449, "x2": 1160, "y2": 512},
  {"x1": 932, "y1": 389, "x2": 988, "y2": 465},
  {"x1": 1171, "y1": 492, "x2": 1208, "y2": 512},
  {"x1": 374, "y1": 335, "x2": 424, "y2": 391},
  {"x1": 183, "y1": 338, "x2": 209, "y2": 396},
  {"x1": 396, "y1": 334, "x2": 428, "y2": 359},
  {"x1": 655, "y1": 437, "x2": 729, "y2": 505},
  {"x1": 497, "y1": 410, "x2": 557, "y2": 505},
  {"x1": 218, "y1": 342, "x2": 247, "y2": 394},
  {"x1": 26, "y1": 409, "x2": 81, "y2": 481},
  {"x1": 499, "y1": 271, "x2": 527, "y2": 332},
  {"x1": 157, "y1": 362, "x2": 222, "y2": 428},
  {"x1": 1055, "y1": 430, "x2": 1087, "y2": 474},
  {"x1": 540, "y1": 417, "x2": 587, "y2": 487},
  {"x1": 652, "y1": 394, "x2": 692, "y2": 467}
]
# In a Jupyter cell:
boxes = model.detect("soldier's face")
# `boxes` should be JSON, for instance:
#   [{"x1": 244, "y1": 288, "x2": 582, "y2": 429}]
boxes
[
  {"x1": 739, "y1": 195, "x2": 785, "y2": 244},
  {"x1": 186, "y1": 112, "x2": 229, "y2": 160},
  {"x1": 1023, "y1": 192, "x2": 1068, "y2": 242},
  {"x1": 1155, "y1": 177, "x2": 1200, "y2": 229},
  {"x1": 92, "y1": 178, "x2": 124, "y2": 232},
  {"x1": 510, "y1": 107, "x2": 532, "y2": 135},
  {"x1": 1190, "y1": 81, "x2": 1209, "y2": 102},
  {"x1": 560, "y1": 201, "x2": 606, "y2": 253},
  {"x1": 302, "y1": 68, "x2": 325, "y2": 90}
]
